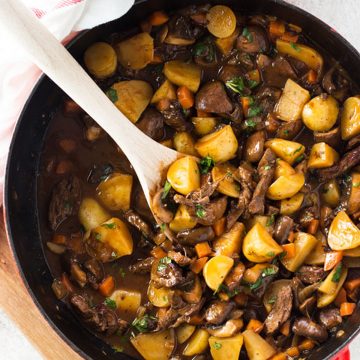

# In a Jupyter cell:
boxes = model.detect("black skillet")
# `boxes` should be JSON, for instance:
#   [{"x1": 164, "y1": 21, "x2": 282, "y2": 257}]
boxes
[{"x1": 4, "y1": 0, "x2": 360, "y2": 359}]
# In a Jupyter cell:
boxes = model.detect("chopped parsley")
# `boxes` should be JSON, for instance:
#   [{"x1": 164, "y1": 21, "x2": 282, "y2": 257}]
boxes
[
  {"x1": 263, "y1": 267, "x2": 278, "y2": 276},
  {"x1": 200, "y1": 156, "x2": 215, "y2": 174},
  {"x1": 245, "y1": 119, "x2": 257, "y2": 129},
  {"x1": 295, "y1": 154, "x2": 305, "y2": 163},
  {"x1": 94, "y1": 232, "x2": 101, "y2": 241},
  {"x1": 112, "y1": 345, "x2": 123, "y2": 353},
  {"x1": 216, "y1": 284, "x2": 239, "y2": 298},
  {"x1": 268, "y1": 296, "x2": 277, "y2": 305},
  {"x1": 193, "y1": 41, "x2": 215, "y2": 62},
  {"x1": 249, "y1": 277, "x2": 263, "y2": 290},
  {"x1": 226, "y1": 77, "x2": 246, "y2": 94},
  {"x1": 242, "y1": 27, "x2": 253, "y2": 43},
  {"x1": 332, "y1": 262, "x2": 343, "y2": 283},
  {"x1": 247, "y1": 105, "x2": 262, "y2": 117},
  {"x1": 283, "y1": 129, "x2": 290, "y2": 135},
  {"x1": 193, "y1": 43, "x2": 208, "y2": 56},
  {"x1": 247, "y1": 79, "x2": 259, "y2": 89},
  {"x1": 195, "y1": 204, "x2": 206, "y2": 218},
  {"x1": 106, "y1": 88, "x2": 118, "y2": 103},
  {"x1": 264, "y1": 165, "x2": 271, "y2": 171},
  {"x1": 279, "y1": 251, "x2": 287, "y2": 260},
  {"x1": 102, "y1": 222, "x2": 116, "y2": 229},
  {"x1": 213, "y1": 342, "x2": 222, "y2": 350},
  {"x1": 353, "y1": 182, "x2": 360, "y2": 188},
  {"x1": 267, "y1": 251, "x2": 276, "y2": 258},
  {"x1": 250, "y1": 267, "x2": 278, "y2": 290},
  {"x1": 119, "y1": 268, "x2": 126, "y2": 278},
  {"x1": 160, "y1": 223, "x2": 166, "y2": 232},
  {"x1": 266, "y1": 214, "x2": 276, "y2": 226},
  {"x1": 290, "y1": 42, "x2": 301, "y2": 52},
  {"x1": 293, "y1": 146, "x2": 303, "y2": 155},
  {"x1": 161, "y1": 180, "x2": 172, "y2": 200},
  {"x1": 104, "y1": 297, "x2": 117, "y2": 310},
  {"x1": 132, "y1": 314, "x2": 157, "y2": 333},
  {"x1": 157, "y1": 256, "x2": 172, "y2": 272}
]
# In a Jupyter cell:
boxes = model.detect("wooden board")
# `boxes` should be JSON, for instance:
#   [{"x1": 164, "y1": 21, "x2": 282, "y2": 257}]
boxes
[{"x1": 0, "y1": 212, "x2": 82, "y2": 360}]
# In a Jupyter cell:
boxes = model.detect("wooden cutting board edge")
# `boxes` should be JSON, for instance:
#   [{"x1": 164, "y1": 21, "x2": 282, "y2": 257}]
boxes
[{"x1": 0, "y1": 209, "x2": 83, "y2": 360}]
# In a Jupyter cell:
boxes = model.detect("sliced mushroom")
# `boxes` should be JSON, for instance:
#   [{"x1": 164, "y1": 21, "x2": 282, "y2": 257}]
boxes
[
  {"x1": 207, "y1": 319, "x2": 244, "y2": 337},
  {"x1": 177, "y1": 226, "x2": 215, "y2": 245},
  {"x1": 152, "y1": 189, "x2": 174, "y2": 223}
]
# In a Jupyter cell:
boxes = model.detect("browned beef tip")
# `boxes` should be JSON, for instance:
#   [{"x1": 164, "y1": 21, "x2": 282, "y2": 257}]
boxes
[
  {"x1": 204, "y1": 301, "x2": 235, "y2": 325},
  {"x1": 276, "y1": 118, "x2": 303, "y2": 140},
  {"x1": 264, "y1": 284, "x2": 293, "y2": 334},
  {"x1": 292, "y1": 317, "x2": 328, "y2": 343},
  {"x1": 256, "y1": 87, "x2": 282, "y2": 114},
  {"x1": 319, "y1": 145, "x2": 360, "y2": 181},
  {"x1": 168, "y1": 250, "x2": 191, "y2": 267},
  {"x1": 177, "y1": 226, "x2": 215, "y2": 245},
  {"x1": 49, "y1": 176, "x2": 81, "y2": 230},
  {"x1": 299, "y1": 295, "x2": 316, "y2": 317},
  {"x1": 314, "y1": 127, "x2": 341, "y2": 149},
  {"x1": 273, "y1": 216, "x2": 294, "y2": 244},
  {"x1": 237, "y1": 26, "x2": 270, "y2": 54},
  {"x1": 299, "y1": 192, "x2": 320, "y2": 229},
  {"x1": 167, "y1": 15, "x2": 196, "y2": 41},
  {"x1": 129, "y1": 257, "x2": 155, "y2": 274},
  {"x1": 346, "y1": 134, "x2": 360, "y2": 151},
  {"x1": 155, "y1": 262, "x2": 186, "y2": 288},
  {"x1": 84, "y1": 258, "x2": 104, "y2": 289},
  {"x1": 322, "y1": 65, "x2": 350, "y2": 102},
  {"x1": 136, "y1": 108, "x2": 165, "y2": 141},
  {"x1": 160, "y1": 100, "x2": 192, "y2": 132},
  {"x1": 224, "y1": 262, "x2": 245, "y2": 291},
  {"x1": 195, "y1": 81, "x2": 233, "y2": 114},
  {"x1": 123, "y1": 209, "x2": 154, "y2": 239},
  {"x1": 196, "y1": 196, "x2": 227, "y2": 226},
  {"x1": 248, "y1": 149, "x2": 276, "y2": 215},
  {"x1": 244, "y1": 130, "x2": 266, "y2": 163},
  {"x1": 218, "y1": 65, "x2": 244, "y2": 83},
  {"x1": 296, "y1": 266, "x2": 326, "y2": 284},
  {"x1": 257, "y1": 54, "x2": 297, "y2": 88},
  {"x1": 319, "y1": 308, "x2": 342, "y2": 329},
  {"x1": 291, "y1": 277, "x2": 304, "y2": 308},
  {"x1": 70, "y1": 294, "x2": 128, "y2": 335},
  {"x1": 85, "y1": 234, "x2": 115, "y2": 263}
]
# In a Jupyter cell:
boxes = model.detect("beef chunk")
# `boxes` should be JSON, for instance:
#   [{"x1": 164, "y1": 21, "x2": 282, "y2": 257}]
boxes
[
  {"x1": 296, "y1": 266, "x2": 326, "y2": 285},
  {"x1": 136, "y1": 108, "x2": 165, "y2": 141},
  {"x1": 319, "y1": 308, "x2": 342, "y2": 329},
  {"x1": 177, "y1": 226, "x2": 215, "y2": 245},
  {"x1": 314, "y1": 127, "x2": 341, "y2": 149},
  {"x1": 237, "y1": 26, "x2": 270, "y2": 54},
  {"x1": 196, "y1": 196, "x2": 227, "y2": 226},
  {"x1": 273, "y1": 216, "x2": 294, "y2": 244},
  {"x1": 129, "y1": 257, "x2": 155, "y2": 274},
  {"x1": 219, "y1": 65, "x2": 244, "y2": 83},
  {"x1": 292, "y1": 317, "x2": 328, "y2": 343},
  {"x1": 319, "y1": 145, "x2": 360, "y2": 181},
  {"x1": 123, "y1": 209, "x2": 154, "y2": 239},
  {"x1": 195, "y1": 81, "x2": 233, "y2": 114},
  {"x1": 154, "y1": 262, "x2": 186, "y2": 288},
  {"x1": 168, "y1": 251, "x2": 191, "y2": 267},
  {"x1": 322, "y1": 66, "x2": 350, "y2": 102},
  {"x1": 160, "y1": 100, "x2": 192, "y2": 132},
  {"x1": 248, "y1": 149, "x2": 276, "y2": 214},
  {"x1": 84, "y1": 258, "x2": 104, "y2": 289},
  {"x1": 264, "y1": 284, "x2": 293, "y2": 334},
  {"x1": 204, "y1": 301, "x2": 235, "y2": 325},
  {"x1": 49, "y1": 176, "x2": 81, "y2": 230},
  {"x1": 276, "y1": 119, "x2": 303, "y2": 140}
]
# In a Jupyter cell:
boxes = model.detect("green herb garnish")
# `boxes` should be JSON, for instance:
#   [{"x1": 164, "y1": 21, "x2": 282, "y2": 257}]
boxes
[
  {"x1": 332, "y1": 262, "x2": 343, "y2": 283},
  {"x1": 245, "y1": 119, "x2": 257, "y2": 129},
  {"x1": 132, "y1": 314, "x2": 157, "y2": 333},
  {"x1": 160, "y1": 223, "x2": 166, "y2": 232},
  {"x1": 353, "y1": 182, "x2": 360, "y2": 188},
  {"x1": 293, "y1": 146, "x2": 303, "y2": 155},
  {"x1": 262, "y1": 267, "x2": 277, "y2": 276},
  {"x1": 106, "y1": 88, "x2": 118, "y2": 103},
  {"x1": 112, "y1": 345, "x2": 123, "y2": 353},
  {"x1": 226, "y1": 77, "x2": 245, "y2": 94},
  {"x1": 247, "y1": 79, "x2": 259, "y2": 89},
  {"x1": 195, "y1": 204, "x2": 206, "y2": 218},
  {"x1": 242, "y1": 27, "x2": 253, "y2": 43},
  {"x1": 213, "y1": 342, "x2": 222, "y2": 350},
  {"x1": 247, "y1": 105, "x2": 262, "y2": 117},
  {"x1": 283, "y1": 129, "x2": 290, "y2": 135},
  {"x1": 104, "y1": 298, "x2": 117, "y2": 310},
  {"x1": 199, "y1": 156, "x2": 215, "y2": 174},
  {"x1": 266, "y1": 214, "x2": 276, "y2": 227},
  {"x1": 94, "y1": 232, "x2": 101, "y2": 241},
  {"x1": 249, "y1": 277, "x2": 263, "y2": 290},
  {"x1": 290, "y1": 42, "x2": 301, "y2": 52},
  {"x1": 157, "y1": 256, "x2": 172, "y2": 272},
  {"x1": 295, "y1": 154, "x2": 305, "y2": 163},
  {"x1": 102, "y1": 222, "x2": 116, "y2": 229},
  {"x1": 161, "y1": 180, "x2": 172, "y2": 200},
  {"x1": 267, "y1": 251, "x2": 276, "y2": 258},
  {"x1": 119, "y1": 268, "x2": 126, "y2": 278},
  {"x1": 264, "y1": 165, "x2": 271, "y2": 171}
]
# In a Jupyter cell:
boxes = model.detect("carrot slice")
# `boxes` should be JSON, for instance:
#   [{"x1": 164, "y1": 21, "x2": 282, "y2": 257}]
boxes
[
  {"x1": 177, "y1": 86, "x2": 195, "y2": 109},
  {"x1": 195, "y1": 242, "x2": 212, "y2": 258},
  {"x1": 99, "y1": 275, "x2": 115, "y2": 297},
  {"x1": 269, "y1": 20, "x2": 285, "y2": 37},
  {"x1": 307, "y1": 219, "x2": 319, "y2": 234},
  {"x1": 340, "y1": 302, "x2": 356, "y2": 316},
  {"x1": 299, "y1": 339, "x2": 316, "y2": 351},
  {"x1": 280, "y1": 32, "x2": 299, "y2": 43},
  {"x1": 281, "y1": 243, "x2": 296, "y2": 260},
  {"x1": 241, "y1": 97, "x2": 252, "y2": 117},
  {"x1": 190, "y1": 257, "x2": 208, "y2": 274},
  {"x1": 269, "y1": 353, "x2": 287, "y2": 360},
  {"x1": 150, "y1": 246, "x2": 167, "y2": 259},
  {"x1": 307, "y1": 69, "x2": 318, "y2": 84},
  {"x1": 148, "y1": 11, "x2": 169, "y2": 26},
  {"x1": 246, "y1": 319, "x2": 264, "y2": 333},
  {"x1": 324, "y1": 251, "x2": 343, "y2": 271},
  {"x1": 213, "y1": 217, "x2": 226, "y2": 236},
  {"x1": 286, "y1": 347, "x2": 300, "y2": 357},
  {"x1": 344, "y1": 277, "x2": 360, "y2": 292}
]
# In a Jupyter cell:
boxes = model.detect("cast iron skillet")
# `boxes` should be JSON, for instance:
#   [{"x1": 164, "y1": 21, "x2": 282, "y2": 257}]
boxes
[{"x1": 4, "y1": 0, "x2": 360, "y2": 359}]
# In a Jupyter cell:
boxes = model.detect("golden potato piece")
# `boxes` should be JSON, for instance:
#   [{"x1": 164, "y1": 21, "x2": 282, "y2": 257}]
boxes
[
  {"x1": 212, "y1": 163, "x2": 240, "y2": 198},
  {"x1": 328, "y1": 211, "x2": 360, "y2": 250},
  {"x1": 97, "y1": 172, "x2": 133, "y2": 211},
  {"x1": 209, "y1": 334, "x2": 243, "y2": 360},
  {"x1": 195, "y1": 125, "x2": 238, "y2": 163},
  {"x1": 302, "y1": 95, "x2": 339, "y2": 132},
  {"x1": 78, "y1": 197, "x2": 110, "y2": 231},
  {"x1": 321, "y1": 179, "x2": 341, "y2": 208},
  {"x1": 307, "y1": 142, "x2": 339, "y2": 169},
  {"x1": 341, "y1": 96, "x2": 360, "y2": 140},
  {"x1": 150, "y1": 79, "x2": 177, "y2": 104},
  {"x1": 280, "y1": 193, "x2": 304, "y2": 215},
  {"x1": 274, "y1": 159, "x2": 296, "y2": 179},
  {"x1": 110, "y1": 289, "x2": 141, "y2": 313},
  {"x1": 112, "y1": 80, "x2": 153, "y2": 123},
  {"x1": 192, "y1": 117, "x2": 218, "y2": 136},
  {"x1": 116, "y1": 32, "x2": 154, "y2": 70},
  {"x1": 242, "y1": 223, "x2": 283, "y2": 263},
  {"x1": 173, "y1": 132, "x2": 198, "y2": 156},
  {"x1": 213, "y1": 222, "x2": 246, "y2": 257},
  {"x1": 84, "y1": 42, "x2": 117, "y2": 79},
  {"x1": 147, "y1": 281, "x2": 173, "y2": 307},
  {"x1": 266, "y1": 173, "x2": 305, "y2": 200},
  {"x1": 348, "y1": 173, "x2": 360, "y2": 214},
  {"x1": 169, "y1": 204, "x2": 197, "y2": 232},
  {"x1": 207, "y1": 5, "x2": 236, "y2": 38},
  {"x1": 176, "y1": 324, "x2": 196, "y2": 344},
  {"x1": 203, "y1": 255, "x2": 234, "y2": 291},
  {"x1": 215, "y1": 28, "x2": 240, "y2": 54},
  {"x1": 304, "y1": 235, "x2": 326, "y2": 265},
  {"x1": 183, "y1": 329, "x2": 210, "y2": 356},
  {"x1": 243, "y1": 330, "x2": 276, "y2": 360},
  {"x1": 265, "y1": 138, "x2": 305, "y2": 165}
]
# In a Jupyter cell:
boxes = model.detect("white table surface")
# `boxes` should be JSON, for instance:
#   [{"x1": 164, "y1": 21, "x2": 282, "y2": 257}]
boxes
[{"x1": 1, "y1": 0, "x2": 360, "y2": 359}]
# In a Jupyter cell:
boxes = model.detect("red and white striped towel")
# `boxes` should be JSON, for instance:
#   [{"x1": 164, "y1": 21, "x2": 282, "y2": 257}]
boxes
[{"x1": 0, "y1": 0, "x2": 134, "y2": 205}]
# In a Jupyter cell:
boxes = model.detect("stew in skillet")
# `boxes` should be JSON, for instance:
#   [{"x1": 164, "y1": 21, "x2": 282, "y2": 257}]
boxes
[{"x1": 39, "y1": 4, "x2": 360, "y2": 359}]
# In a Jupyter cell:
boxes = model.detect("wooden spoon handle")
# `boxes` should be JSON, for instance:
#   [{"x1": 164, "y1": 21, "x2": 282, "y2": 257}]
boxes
[{"x1": 0, "y1": 0, "x2": 177, "y2": 197}]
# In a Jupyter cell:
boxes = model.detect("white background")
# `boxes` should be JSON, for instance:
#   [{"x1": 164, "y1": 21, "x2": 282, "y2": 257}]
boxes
[{"x1": 1, "y1": 0, "x2": 360, "y2": 359}]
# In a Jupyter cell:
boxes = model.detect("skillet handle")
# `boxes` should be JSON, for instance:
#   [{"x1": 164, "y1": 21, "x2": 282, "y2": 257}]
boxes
[{"x1": 332, "y1": 346, "x2": 350, "y2": 360}]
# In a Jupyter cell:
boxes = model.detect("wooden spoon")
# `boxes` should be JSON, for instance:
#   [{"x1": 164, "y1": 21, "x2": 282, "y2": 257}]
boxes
[{"x1": 0, "y1": 0, "x2": 179, "y2": 205}]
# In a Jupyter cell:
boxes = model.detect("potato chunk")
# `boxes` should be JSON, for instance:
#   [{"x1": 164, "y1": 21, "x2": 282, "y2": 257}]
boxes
[
  {"x1": 265, "y1": 138, "x2": 305, "y2": 165},
  {"x1": 110, "y1": 289, "x2": 141, "y2": 313},
  {"x1": 97, "y1": 172, "x2": 133, "y2": 211},
  {"x1": 203, "y1": 255, "x2": 234, "y2": 291},
  {"x1": 169, "y1": 204, "x2": 197, "y2": 232},
  {"x1": 274, "y1": 79, "x2": 310, "y2": 121},
  {"x1": 209, "y1": 334, "x2": 243, "y2": 360},
  {"x1": 212, "y1": 163, "x2": 240, "y2": 198},
  {"x1": 242, "y1": 223, "x2": 283, "y2": 263},
  {"x1": 167, "y1": 156, "x2": 200, "y2": 195},
  {"x1": 307, "y1": 142, "x2": 339, "y2": 169},
  {"x1": 112, "y1": 80, "x2": 153, "y2": 123},
  {"x1": 176, "y1": 324, "x2": 196, "y2": 344},
  {"x1": 215, "y1": 28, "x2": 240, "y2": 55},
  {"x1": 150, "y1": 79, "x2": 177, "y2": 104},
  {"x1": 341, "y1": 96, "x2": 360, "y2": 140},
  {"x1": 348, "y1": 173, "x2": 360, "y2": 214},
  {"x1": 192, "y1": 117, "x2": 218, "y2": 136},
  {"x1": 173, "y1": 132, "x2": 198, "y2": 156},
  {"x1": 195, "y1": 125, "x2": 238, "y2": 163},
  {"x1": 302, "y1": 95, "x2": 339, "y2": 132},
  {"x1": 243, "y1": 330, "x2": 276, "y2": 360},
  {"x1": 183, "y1": 329, "x2": 210, "y2": 356},
  {"x1": 213, "y1": 222, "x2": 246, "y2": 257},
  {"x1": 115, "y1": 32, "x2": 154, "y2": 70},
  {"x1": 321, "y1": 179, "x2": 341, "y2": 208},
  {"x1": 266, "y1": 173, "x2": 305, "y2": 200},
  {"x1": 147, "y1": 281, "x2": 173, "y2": 307},
  {"x1": 328, "y1": 211, "x2": 360, "y2": 250},
  {"x1": 280, "y1": 193, "x2": 304, "y2": 215},
  {"x1": 78, "y1": 197, "x2": 110, "y2": 231},
  {"x1": 274, "y1": 159, "x2": 296, "y2": 179},
  {"x1": 163, "y1": 60, "x2": 201, "y2": 92},
  {"x1": 207, "y1": 5, "x2": 237, "y2": 39},
  {"x1": 84, "y1": 42, "x2": 117, "y2": 79}
]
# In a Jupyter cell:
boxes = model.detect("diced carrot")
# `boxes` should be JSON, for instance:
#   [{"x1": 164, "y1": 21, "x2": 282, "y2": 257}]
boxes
[
  {"x1": 269, "y1": 353, "x2": 287, "y2": 360},
  {"x1": 247, "y1": 69, "x2": 261, "y2": 83},
  {"x1": 190, "y1": 257, "x2": 208, "y2": 274},
  {"x1": 58, "y1": 139, "x2": 76, "y2": 154},
  {"x1": 148, "y1": 11, "x2": 169, "y2": 26},
  {"x1": 177, "y1": 86, "x2": 194, "y2": 109},
  {"x1": 156, "y1": 98, "x2": 170, "y2": 111},
  {"x1": 53, "y1": 234, "x2": 67, "y2": 245},
  {"x1": 246, "y1": 319, "x2": 264, "y2": 333},
  {"x1": 335, "y1": 287, "x2": 348, "y2": 307},
  {"x1": 340, "y1": 302, "x2": 356, "y2": 316},
  {"x1": 213, "y1": 217, "x2": 226, "y2": 236},
  {"x1": 234, "y1": 293, "x2": 248, "y2": 307},
  {"x1": 344, "y1": 277, "x2": 360, "y2": 292},
  {"x1": 197, "y1": 109, "x2": 210, "y2": 117},
  {"x1": 288, "y1": 231, "x2": 295, "y2": 243},
  {"x1": 218, "y1": 292, "x2": 230, "y2": 302},
  {"x1": 281, "y1": 243, "x2": 296, "y2": 260},
  {"x1": 61, "y1": 273, "x2": 75, "y2": 293},
  {"x1": 299, "y1": 339, "x2": 316, "y2": 351},
  {"x1": 195, "y1": 242, "x2": 212, "y2": 258},
  {"x1": 63, "y1": 99, "x2": 81, "y2": 115},
  {"x1": 324, "y1": 251, "x2": 343, "y2": 271},
  {"x1": 99, "y1": 275, "x2": 115, "y2": 297},
  {"x1": 269, "y1": 20, "x2": 286, "y2": 37},
  {"x1": 307, "y1": 69, "x2": 318, "y2": 84},
  {"x1": 241, "y1": 97, "x2": 252, "y2": 117},
  {"x1": 307, "y1": 219, "x2": 319, "y2": 235},
  {"x1": 56, "y1": 160, "x2": 73, "y2": 174},
  {"x1": 188, "y1": 313, "x2": 204, "y2": 325},
  {"x1": 150, "y1": 246, "x2": 167, "y2": 259},
  {"x1": 150, "y1": 54, "x2": 163, "y2": 64},
  {"x1": 286, "y1": 346, "x2": 300, "y2": 357},
  {"x1": 140, "y1": 20, "x2": 152, "y2": 33},
  {"x1": 280, "y1": 320, "x2": 290, "y2": 337},
  {"x1": 280, "y1": 32, "x2": 299, "y2": 43}
]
